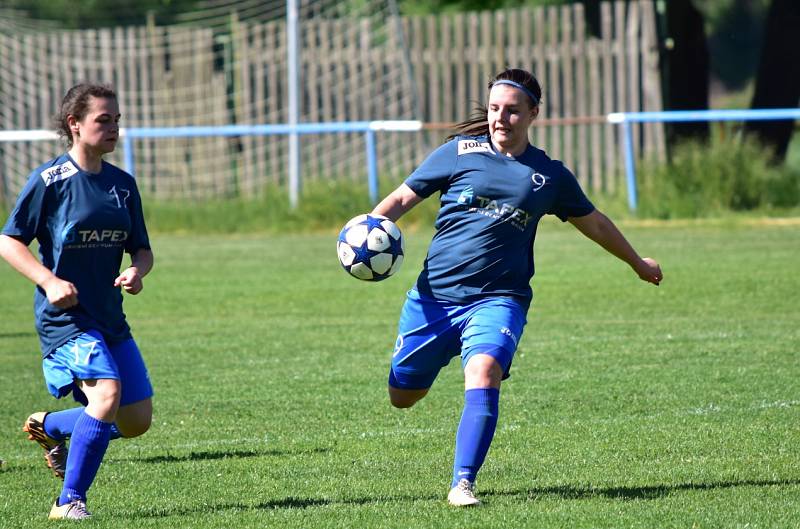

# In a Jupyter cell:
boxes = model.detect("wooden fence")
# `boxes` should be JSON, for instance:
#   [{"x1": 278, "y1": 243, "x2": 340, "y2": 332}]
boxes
[{"x1": 0, "y1": 1, "x2": 663, "y2": 202}]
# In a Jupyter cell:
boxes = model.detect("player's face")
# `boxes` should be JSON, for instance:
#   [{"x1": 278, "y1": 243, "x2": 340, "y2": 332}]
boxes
[
  {"x1": 71, "y1": 96, "x2": 120, "y2": 155},
  {"x1": 487, "y1": 84, "x2": 538, "y2": 156}
]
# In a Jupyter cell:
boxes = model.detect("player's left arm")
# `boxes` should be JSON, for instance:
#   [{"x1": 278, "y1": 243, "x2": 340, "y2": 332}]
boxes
[
  {"x1": 114, "y1": 248, "x2": 154, "y2": 295},
  {"x1": 568, "y1": 209, "x2": 662, "y2": 285}
]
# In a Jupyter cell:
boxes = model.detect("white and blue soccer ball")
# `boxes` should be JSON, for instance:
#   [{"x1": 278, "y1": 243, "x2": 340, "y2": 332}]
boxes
[{"x1": 337, "y1": 214, "x2": 404, "y2": 281}]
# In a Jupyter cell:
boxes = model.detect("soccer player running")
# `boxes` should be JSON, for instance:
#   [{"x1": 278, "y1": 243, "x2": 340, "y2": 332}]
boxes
[
  {"x1": 371, "y1": 68, "x2": 663, "y2": 506},
  {"x1": 0, "y1": 84, "x2": 154, "y2": 520}
]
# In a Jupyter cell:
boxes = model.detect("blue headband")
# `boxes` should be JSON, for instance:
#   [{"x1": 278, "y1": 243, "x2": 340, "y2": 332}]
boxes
[{"x1": 492, "y1": 80, "x2": 540, "y2": 106}]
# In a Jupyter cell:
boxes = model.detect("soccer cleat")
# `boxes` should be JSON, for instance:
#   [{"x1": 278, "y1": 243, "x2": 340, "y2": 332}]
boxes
[
  {"x1": 448, "y1": 478, "x2": 481, "y2": 507},
  {"x1": 23, "y1": 412, "x2": 68, "y2": 480},
  {"x1": 49, "y1": 499, "x2": 92, "y2": 520}
]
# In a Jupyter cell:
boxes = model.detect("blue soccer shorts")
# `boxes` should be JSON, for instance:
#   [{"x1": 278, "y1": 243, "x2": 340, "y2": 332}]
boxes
[
  {"x1": 389, "y1": 289, "x2": 527, "y2": 390},
  {"x1": 42, "y1": 329, "x2": 154, "y2": 406}
]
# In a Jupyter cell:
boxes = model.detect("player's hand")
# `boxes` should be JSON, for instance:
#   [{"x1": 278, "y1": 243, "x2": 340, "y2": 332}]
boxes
[
  {"x1": 42, "y1": 276, "x2": 79, "y2": 308},
  {"x1": 114, "y1": 267, "x2": 143, "y2": 295},
  {"x1": 635, "y1": 257, "x2": 662, "y2": 286}
]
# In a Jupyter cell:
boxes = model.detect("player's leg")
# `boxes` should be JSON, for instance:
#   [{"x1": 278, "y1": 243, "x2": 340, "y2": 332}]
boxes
[
  {"x1": 388, "y1": 381, "x2": 430, "y2": 408},
  {"x1": 109, "y1": 338, "x2": 153, "y2": 438},
  {"x1": 50, "y1": 377, "x2": 118, "y2": 520},
  {"x1": 36, "y1": 331, "x2": 120, "y2": 519},
  {"x1": 388, "y1": 290, "x2": 461, "y2": 408},
  {"x1": 25, "y1": 407, "x2": 124, "y2": 481},
  {"x1": 28, "y1": 334, "x2": 148, "y2": 482},
  {"x1": 50, "y1": 336, "x2": 152, "y2": 519},
  {"x1": 448, "y1": 297, "x2": 526, "y2": 506},
  {"x1": 448, "y1": 353, "x2": 505, "y2": 506}
]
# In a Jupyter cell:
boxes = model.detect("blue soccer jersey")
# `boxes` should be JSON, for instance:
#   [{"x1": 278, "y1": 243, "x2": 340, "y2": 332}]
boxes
[
  {"x1": 405, "y1": 134, "x2": 594, "y2": 307},
  {"x1": 2, "y1": 153, "x2": 151, "y2": 357}
]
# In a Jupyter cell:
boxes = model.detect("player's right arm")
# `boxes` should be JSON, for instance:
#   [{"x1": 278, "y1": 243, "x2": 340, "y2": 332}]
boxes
[
  {"x1": 371, "y1": 183, "x2": 423, "y2": 222},
  {"x1": 374, "y1": 139, "x2": 458, "y2": 221},
  {"x1": 0, "y1": 234, "x2": 78, "y2": 308}
]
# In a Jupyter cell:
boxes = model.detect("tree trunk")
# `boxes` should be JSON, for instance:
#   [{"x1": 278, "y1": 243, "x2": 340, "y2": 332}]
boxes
[
  {"x1": 663, "y1": 0, "x2": 710, "y2": 146},
  {"x1": 744, "y1": 0, "x2": 800, "y2": 162}
]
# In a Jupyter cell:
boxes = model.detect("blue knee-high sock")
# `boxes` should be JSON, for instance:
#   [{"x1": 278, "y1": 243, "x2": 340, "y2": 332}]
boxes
[
  {"x1": 451, "y1": 388, "x2": 499, "y2": 488},
  {"x1": 44, "y1": 407, "x2": 122, "y2": 441},
  {"x1": 58, "y1": 412, "x2": 112, "y2": 505}
]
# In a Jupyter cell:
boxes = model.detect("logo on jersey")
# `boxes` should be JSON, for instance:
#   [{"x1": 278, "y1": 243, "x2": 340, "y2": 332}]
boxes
[
  {"x1": 531, "y1": 171, "x2": 549, "y2": 192},
  {"x1": 40, "y1": 161, "x2": 78, "y2": 186},
  {"x1": 457, "y1": 140, "x2": 493, "y2": 155},
  {"x1": 62, "y1": 224, "x2": 128, "y2": 249},
  {"x1": 469, "y1": 196, "x2": 533, "y2": 231},
  {"x1": 500, "y1": 326, "x2": 519, "y2": 346},
  {"x1": 108, "y1": 185, "x2": 131, "y2": 208},
  {"x1": 392, "y1": 335, "x2": 404, "y2": 358},
  {"x1": 457, "y1": 185, "x2": 474, "y2": 205}
]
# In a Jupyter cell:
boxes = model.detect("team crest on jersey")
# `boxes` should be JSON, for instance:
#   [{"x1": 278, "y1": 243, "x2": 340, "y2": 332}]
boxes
[
  {"x1": 531, "y1": 171, "x2": 549, "y2": 192},
  {"x1": 457, "y1": 140, "x2": 493, "y2": 155},
  {"x1": 40, "y1": 161, "x2": 78, "y2": 186}
]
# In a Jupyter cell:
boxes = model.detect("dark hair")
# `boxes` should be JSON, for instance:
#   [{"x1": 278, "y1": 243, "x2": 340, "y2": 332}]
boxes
[
  {"x1": 447, "y1": 68, "x2": 542, "y2": 140},
  {"x1": 54, "y1": 83, "x2": 117, "y2": 147}
]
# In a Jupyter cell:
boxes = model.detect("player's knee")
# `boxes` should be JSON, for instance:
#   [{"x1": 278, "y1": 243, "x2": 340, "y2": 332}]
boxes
[
  {"x1": 390, "y1": 395, "x2": 417, "y2": 408},
  {"x1": 82, "y1": 380, "x2": 122, "y2": 418},
  {"x1": 464, "y1": 354, "x2": 503, "y2": 388},
  {"x1": 117, "y1": 416, "x2": 151, "y2": 438},
  {"x1": 116, "y1": 399, "x2": 152, "y2": 437},
  {"x1": 388, "y1": 387, "x2": 427, "y2": 408}
]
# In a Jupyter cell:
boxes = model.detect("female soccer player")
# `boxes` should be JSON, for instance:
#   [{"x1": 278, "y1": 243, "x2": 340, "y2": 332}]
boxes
[
  {"x1": 371, "y1": 68, "x2": 663, "y2": 506},
  {"x1": 0, "y1": 84, "x2": 154, "y2": 520}
]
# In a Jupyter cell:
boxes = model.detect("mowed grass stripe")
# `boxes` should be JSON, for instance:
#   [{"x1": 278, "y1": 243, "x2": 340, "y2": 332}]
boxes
[{"x1": 0, "y1": 219, "x2": 798, "y2": 528}]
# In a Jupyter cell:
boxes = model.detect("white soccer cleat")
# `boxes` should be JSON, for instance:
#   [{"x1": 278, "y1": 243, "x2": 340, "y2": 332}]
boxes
[
  {"x1": 448, "y1": 478, "x2": 481, "y2": 507},
  {"x1": 49, "y1": 499, "x2": 92, "y2": 520}
]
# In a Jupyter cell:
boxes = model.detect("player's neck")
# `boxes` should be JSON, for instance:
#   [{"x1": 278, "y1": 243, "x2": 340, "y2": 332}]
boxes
[
  {"x1": 68, "y1": 146, "x2": 103, "y2": 174},
  {"x1": 491, "y1": 139, "x2": 528, "y2": 158}
]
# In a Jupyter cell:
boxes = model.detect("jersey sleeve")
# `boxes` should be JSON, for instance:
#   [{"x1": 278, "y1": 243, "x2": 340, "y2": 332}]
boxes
[
  {"x1": 125, "y1": 179, "x2": 151, "y2": 254},
  {"x1": 404, "y1": 140, "x2": 458, "y2": 198},
  {"x1": 549, "y1": 164, "x2": 595, "y2": 221},
  {"x1": 1, "y1": 171, "x2": 47, "y2": 245}
]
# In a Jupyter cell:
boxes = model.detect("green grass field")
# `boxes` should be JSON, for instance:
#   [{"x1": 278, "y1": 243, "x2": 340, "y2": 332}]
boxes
[{"x1": 1, "y1": 218, "x2": 798, "y2": 528}]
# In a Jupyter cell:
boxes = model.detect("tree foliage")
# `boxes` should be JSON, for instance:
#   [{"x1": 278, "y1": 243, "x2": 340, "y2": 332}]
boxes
[
  {"x1": 0, "y1": 0, "x2": 200, "y2": 28},
  {"x1": 398, "y1": 0, "x2": 566, "y2": 15}
]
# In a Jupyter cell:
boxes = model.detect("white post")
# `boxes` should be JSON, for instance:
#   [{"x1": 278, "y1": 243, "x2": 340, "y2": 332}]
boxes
[{"x1": 287, "y1": 0, "x2": 301, "y2": 208}]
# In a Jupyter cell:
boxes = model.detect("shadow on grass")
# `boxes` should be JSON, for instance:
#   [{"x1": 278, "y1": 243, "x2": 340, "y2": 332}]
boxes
[
  {"x1": 123, "y1": 446, "x2": 330, "y2": 464},
  {"x1": 1, "y1": 448, "x2": 329, "y2": 476},
  {"x1": 132, "y1": 493, "x2": 443, "y2": 519},
  {"x1": 0, "y1": 331, "x2": 36, "y2": 338},
  {"x1": 486, "y1": 478, "x2": 800, "y2": 502},
  {"x1": 134, "y1": 497, "x2": 333, "y2": 518},
  {"x1": 128, "y1": 478, "x2": 800, "y2": 518}
]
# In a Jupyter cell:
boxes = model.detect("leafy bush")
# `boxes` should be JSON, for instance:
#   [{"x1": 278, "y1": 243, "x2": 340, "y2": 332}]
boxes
[{"x1": 637, "y1": 136, "x2": 800, "y2": 218}]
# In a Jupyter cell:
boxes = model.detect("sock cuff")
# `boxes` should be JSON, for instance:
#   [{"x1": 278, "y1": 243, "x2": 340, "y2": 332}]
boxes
[
  {"x1": 77, "y1": 412, "x2": 113, "y2": 439},
  {"x1": 464, "y1": 387, "x2": 499, "y2": 406}
]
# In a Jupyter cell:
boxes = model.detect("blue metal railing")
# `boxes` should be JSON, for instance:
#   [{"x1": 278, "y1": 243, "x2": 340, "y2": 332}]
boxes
[
  {"x1": 119, "y1": 121, "x2": 423, "y2": 205},
  {"x1": 608, "y1": 108, "x2": 800, "y2": 211},
  {"x1": 4, "y1": 110, "x2": 798, "y2": 210},
  {"x1": 0, "y1": 121, "x2": 423, "y2": 206}
]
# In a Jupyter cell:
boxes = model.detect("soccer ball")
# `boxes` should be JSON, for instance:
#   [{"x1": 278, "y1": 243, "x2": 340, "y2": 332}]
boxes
[{"x1": 337, "y1": 214, "x2": 404, "y2": 281}]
